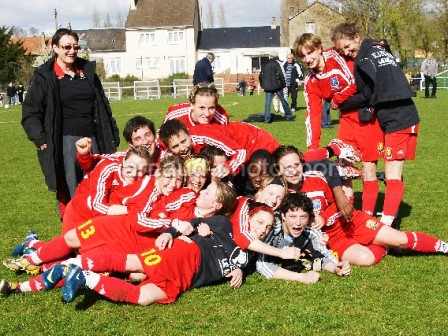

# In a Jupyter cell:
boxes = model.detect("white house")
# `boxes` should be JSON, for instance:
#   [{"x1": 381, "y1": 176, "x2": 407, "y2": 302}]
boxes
[
  {"x1": 197, "y1": 21, "x2": 290, "y2": 74},
  {"x1": 124, "y1": 0, "x2": 201, "y2": 79},
  {"x1": 76, "y1": 0, "x2": 290, "y2": 79}
]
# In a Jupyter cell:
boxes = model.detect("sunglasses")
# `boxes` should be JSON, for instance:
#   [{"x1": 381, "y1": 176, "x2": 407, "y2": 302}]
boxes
[{"x1": 59, "y1": 45, "x2": 81, "y2": 51}]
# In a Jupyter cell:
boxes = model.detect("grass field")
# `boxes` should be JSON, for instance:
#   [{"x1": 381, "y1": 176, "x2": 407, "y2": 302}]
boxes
[{"x1": 0, "y1": 91, "x2": 447, "y2": 335}]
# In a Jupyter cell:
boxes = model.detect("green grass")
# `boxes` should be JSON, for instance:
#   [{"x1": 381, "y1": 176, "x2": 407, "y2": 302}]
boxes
[{"x1": 1, "y1": 91, "x2": 447, "y2": 335}]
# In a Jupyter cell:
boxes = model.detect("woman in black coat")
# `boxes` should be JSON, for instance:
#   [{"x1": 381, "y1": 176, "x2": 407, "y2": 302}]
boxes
[{"x1": 22, "y1": 28, "x2": 120, "y2": 217}]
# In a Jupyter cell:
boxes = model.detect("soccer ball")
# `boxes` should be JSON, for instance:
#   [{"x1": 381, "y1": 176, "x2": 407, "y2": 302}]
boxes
[{"x1": 4, "y1": 104, "x2": 10, "y2": 109}]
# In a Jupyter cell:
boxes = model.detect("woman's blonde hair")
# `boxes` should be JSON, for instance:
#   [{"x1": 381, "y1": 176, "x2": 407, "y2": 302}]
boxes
[
  {"x1": 189, "y1": 82, "x2": 219, "y2": 104},
  {"x1": 293, "y1": 33, "x2": 323, "y2": 58}
]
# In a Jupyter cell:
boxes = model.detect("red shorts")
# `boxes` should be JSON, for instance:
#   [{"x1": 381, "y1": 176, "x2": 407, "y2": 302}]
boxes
[
  {"x1": 76, "y1": 215, "x2": 157, "y2": 255},
  {"x1": 138, "y1": 239, "x2": 201, "y2": 304},
  {"x1": 337, "y1": 111, "x2": 384, "y2": 162},
  {"x1": 62, "y1": 197, "x2": 91, "y2": 234},
  {"x1": 325, "y1": 210, "x2": 385, "y2": 258},
  {"x1": 384, "y1": 124, "x2": 419, "y2": 161}
]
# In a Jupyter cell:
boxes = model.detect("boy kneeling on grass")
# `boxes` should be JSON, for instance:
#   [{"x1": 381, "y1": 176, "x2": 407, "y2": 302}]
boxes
[{"x1": 256, "y1": 192, "x2": 351, "y2": 283}]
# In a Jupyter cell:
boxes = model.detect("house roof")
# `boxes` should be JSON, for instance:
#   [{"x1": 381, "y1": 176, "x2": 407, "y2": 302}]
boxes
[
  {"x1": 11, "y1": 36, "x2": 51, "y2": 55},
  {"x1": 74, "y1": 28, "x2": 126, "y2": 52},
  {"x1": 126, "y1": 0, "x2": 198, "y2": 28},
  {"x1": 198, "y1": 26, "x2": 281, "y2": 50},
  {"x1": 289, "y1": 1, "x2": 344, "y2": 21}
]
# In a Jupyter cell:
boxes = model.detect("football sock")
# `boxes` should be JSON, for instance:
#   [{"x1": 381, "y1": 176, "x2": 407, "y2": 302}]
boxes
[
  {"x1": 29, "y1": 235, "x2": 73, "y2": 265},
  {"x1": 86, "y1": 271, "x2": 140, "y2": 304},
  {"x1": 77, "y1": 253, "x2": 128, "y2": 273},
  {"x1": 362, "y1": 180, "x2": 379, "y2": 215},
  {"x1": 381, "y1": 179, "x2": 404, "y2": 225},
  {"x1": 404, "y1": 232, "x2": 448, "y2": 253},
  {"x1": 302, "y1": 148, "x2": 332, "y2": 162},
  {"x1": 366, "y1": 244, "x2": 387, "y2": 264},
  {"x1": 327, "y1": 144, "x2": 340, "y2": 156},
  {"x1": 27, "y1": 239, "x2": 44, "y2": 250}
]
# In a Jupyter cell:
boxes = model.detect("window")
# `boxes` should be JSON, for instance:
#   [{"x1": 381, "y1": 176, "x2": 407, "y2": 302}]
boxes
[
  {"x1": 305, "y1": 22, "x2": 315, "y2": 34},
  {"x1": 145, "y1": 57, "x2": 161, "y2": 68},
  {"x1": 169, "y1": 57, "x2": 186, "y2": 74},
  {"x1": 136, "y1": 57, "x2": 142, "y2": 69},
  {"x1": 213, "y1": 55, "x2": 221, "y2": 70},
  {"x1": 139, "y1": 33, "x2": 156, "y2": 45},
  {"x1": 109, "y1": 58, "x2": 121, "y2": 74},
  {"x1": 251, "y1": 56, "x2": 270, "y2": 72},
  {"x1": 168, "y1": 31, "x2": 184, "y2": 44}
]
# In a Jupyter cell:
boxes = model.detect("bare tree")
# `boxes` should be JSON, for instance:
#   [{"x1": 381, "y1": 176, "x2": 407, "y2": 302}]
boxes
[
  {"x1": 116, "y1": 11, "x2": 126, "y2": 27},
  {"x1": 92, "y1": 8, "x2": 101, "y2": 28},
  {"x1": 206, "y1": 0, "x2": 215, "y2": 28},
  {"x1": 104, "y1": 13, "x2": 112, "y2": 28},
  {"x1": 218, "y1": 1, "x2": 227, "y2": 28},
  {"x1": 12, "y1": 27, "x2": 27, "y2": 38},
  {"x1": 28, "y1": 27, "x2": 39, "y2": 37}
]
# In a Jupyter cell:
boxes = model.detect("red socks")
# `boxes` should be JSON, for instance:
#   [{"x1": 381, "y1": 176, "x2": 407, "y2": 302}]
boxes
[
  {"x1": 362, "y1": 180, "x2": 379, "y2": 215},
  {"x1": 80, "y1": 253, "x2": 128, "y2": 273},
  {"x1": 382, "y1": 179, "x2": 404, "y2": 217},
  {"x1": 302, "y1": 148, "x2": 331, "y2": 162},
  {"x1": 404, "y1": 232, "x2": 447, "y2": 253},
  {"x1": 30, "y1": 235, "x2": 73, "y2": 264},
  {"x1": 91, "y1": 275, "x2": 140, "y2": 304}
]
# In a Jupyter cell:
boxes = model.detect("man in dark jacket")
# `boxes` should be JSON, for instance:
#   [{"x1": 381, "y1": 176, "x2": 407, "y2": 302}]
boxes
[
  {"x1": 259, "y1": 50, "x2": 295, "y2": 123},
  {"x1": 193, "y1": 53, "x2": 215, "y2": 85},
  {"x1": 22, "y1": 29, "x2": 120, "y2": 218}
]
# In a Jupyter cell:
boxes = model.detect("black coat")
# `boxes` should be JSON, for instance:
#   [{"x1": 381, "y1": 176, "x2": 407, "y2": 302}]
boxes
[
  {"x1": 193, "y1": 57, "x2": 214, "y2": 85},
  {"x1": 21, "y1": 57, "x2": 120, "y2": 192},
  {"x1": 259, "y1": 57, "x2": 286, "y2": 92}
]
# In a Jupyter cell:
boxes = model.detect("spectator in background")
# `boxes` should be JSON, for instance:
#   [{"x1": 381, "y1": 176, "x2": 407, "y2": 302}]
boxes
[
  {"x1": 421, "y1": 51, "x2": 438, "y2": 98},
  {"x1": 259, "y1": 50, "x2": 295, "y2": 123},
  {"x1": 238, "y1": 77, "x2": 248, "y2": 96},
  {"x1": 7, "y1": 82, "x2": 16, "y2": 105},
  {"x1": 17, "y1": 83, "x2": 25, "y2": 104},
  {"x1": 321, "y1": 100, "x2": 332, "y2": 128},
  {"x1": 21, "y1": 28, "x2": 120, "y2": 218},
  {"x1": 283, "y1": 53, "x2": 303, "y2": 111},
  {"x1": 193, "y1": 53, "x2": 215, "y2": 85},
  {"x1": 248, "y1": 75, "x2": 256, "y2": 95}
]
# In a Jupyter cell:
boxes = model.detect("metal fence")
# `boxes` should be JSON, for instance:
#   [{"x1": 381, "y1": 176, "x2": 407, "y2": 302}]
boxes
[
  {"x1": 418, "y1": 70, "x2": 448, "y2": 90},
  {"x1": 103, "y1": 78, "x2": 225, "y2": 101}
]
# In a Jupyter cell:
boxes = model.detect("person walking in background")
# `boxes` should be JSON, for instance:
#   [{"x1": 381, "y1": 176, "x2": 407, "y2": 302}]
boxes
[
  {"x1": 321, "y1": 100, "x2": 332, "y2": 128},
  {"x1": 420, "y1": 51, "x2": 438, "y2": 98},
  {"x1": 193, "y1": 53, "x2": 215, "y2": 85},
  {"x1": 21, "y1": 28, "x2": 120, "y2": 218},
  {"x1": 17, "y1": 83, "x2": 24, "y2": 104},
  {"x1": 238, "y1": 77, "x2": 248, "y2": 96},
  {"x1": 6, "y1": 82, "x2": 16, "y2": 105},
  {"x1": 283, "y1": 53, "x2": 303, "y2": 111},
  {"x1": 248, "y1": 75, "x2": 256, "y2": 95},
  {"x1": 259, "y1": 50, "x2": 295, "y2": 123}
]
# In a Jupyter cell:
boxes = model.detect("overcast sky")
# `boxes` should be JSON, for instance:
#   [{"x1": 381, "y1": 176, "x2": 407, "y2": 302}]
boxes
[{"x1": 0, "y1": 0, "x2": 281, "y2": 34}]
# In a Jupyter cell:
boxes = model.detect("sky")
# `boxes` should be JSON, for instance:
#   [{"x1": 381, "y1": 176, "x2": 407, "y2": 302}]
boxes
[{"x1": 0, "y1": 0, "x2": 281, "y2": 35}]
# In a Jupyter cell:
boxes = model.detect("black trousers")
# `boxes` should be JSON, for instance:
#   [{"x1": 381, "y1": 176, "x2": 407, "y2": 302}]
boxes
[
  {"x1": 424, "y1": 75, "x2": 437, "y2": 97},
  {"x1": 287, "y1": 85, "x2": 298, "y2": 109}
]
